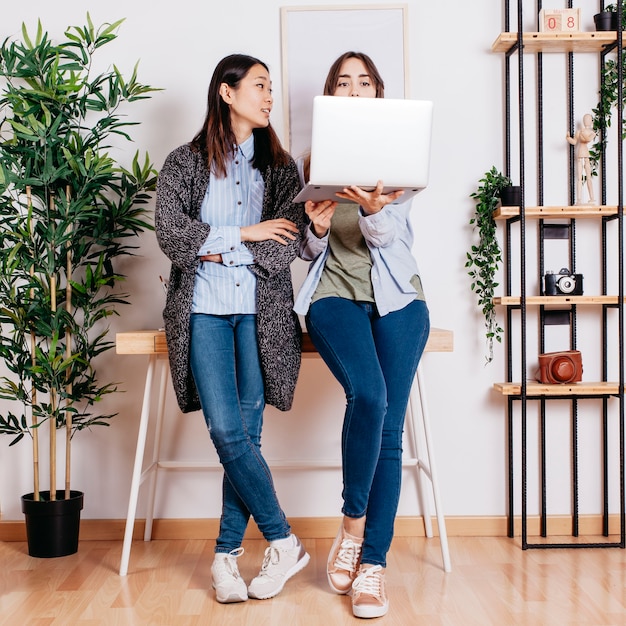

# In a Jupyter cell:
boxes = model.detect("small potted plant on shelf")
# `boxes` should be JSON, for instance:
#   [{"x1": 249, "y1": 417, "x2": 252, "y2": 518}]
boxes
[
  {"x1": 0, "y1": 15, "x2": 158, "y2": 557},
  {"x1": 607, "y1": 2, "x2": 626, "y2": 30},
  {"x1": 594, "y1": 2, "x2": 626, "y2": 30},
  {"x1": 467, "y1": 167, "x2": 513, "y2": 364},
  {"x1": 594, "y1": 9, "x2": 614, "y2": 31},
  {"x1": 499, "y1": 184, "x2": 521, "y2": 207}
]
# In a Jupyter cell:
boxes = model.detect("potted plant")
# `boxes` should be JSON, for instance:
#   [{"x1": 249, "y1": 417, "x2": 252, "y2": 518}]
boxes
[
  {"x1": 0, "y1": 15, "x2": 158, "y2": 557},
  {"x1": 467, "y1": 167, "x2": 512, "y2": 364},
  {"x1": 593, "y1": 1, "x2": 625, "y2": 30},
  {"x1": 607, "y1": 2, "x2": 626, "y2": 30},
  {"x1": 594, "y1": 9, "x2": 614, "y2": 31},
  {"x1": 499, "y1": 184, "x2": 521, "y2": 207}
]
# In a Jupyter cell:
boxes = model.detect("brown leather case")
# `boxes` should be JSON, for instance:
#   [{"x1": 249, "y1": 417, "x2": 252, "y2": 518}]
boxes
[{"x1": 535, "y1": 350, "x2": 583, "y2": 384}]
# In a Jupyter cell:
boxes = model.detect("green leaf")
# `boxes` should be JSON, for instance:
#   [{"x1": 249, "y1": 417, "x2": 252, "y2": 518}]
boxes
[{"x1": 21, "y1": 21, "x2": 34, "y2": 49}]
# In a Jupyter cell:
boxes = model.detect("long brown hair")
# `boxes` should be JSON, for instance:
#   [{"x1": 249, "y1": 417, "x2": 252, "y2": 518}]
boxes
[
  {"x1": 304, "y1": 51, "x2": 385, "y2": 181},
  {"x1": 191, "y1": 53, "x2": 289, "y2": 177}
]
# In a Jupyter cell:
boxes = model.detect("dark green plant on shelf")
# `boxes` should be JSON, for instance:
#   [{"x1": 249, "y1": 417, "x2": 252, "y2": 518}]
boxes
[
  {"x1": 590, "y1": 2, "x2": 626, "y2": 174},
  {"x1": 467, "y1": 167, "x2": 511, "y2": 364},
  {"x1": 0, "y1": 15, "x2": 159, "y2": 504}
]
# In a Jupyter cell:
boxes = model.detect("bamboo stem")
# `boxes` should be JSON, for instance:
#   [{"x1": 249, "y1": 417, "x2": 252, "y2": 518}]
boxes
[
  {"x1": 49, "y1": 191, "x2": 57, "y2": 502},
  {"x1": 50, "y1": 273, "x2": 57, "y2": 501},
  {"x1": 27, "y1": 186, "x2": 40, "y2": 502},
  {"x1": 65, "y1": 185, "x2": 72, "y2": 500}
]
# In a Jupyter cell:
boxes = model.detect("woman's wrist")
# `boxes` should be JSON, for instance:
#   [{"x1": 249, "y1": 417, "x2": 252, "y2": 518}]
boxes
[
  {"x1": 199, "y1": 253, "x2": 222, "y2": 263},
  {"x1": 312, "y1": 223, "x2": 329, "y2": 238}
]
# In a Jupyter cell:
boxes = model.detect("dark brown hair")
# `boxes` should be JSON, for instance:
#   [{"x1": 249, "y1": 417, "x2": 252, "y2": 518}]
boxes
[{"x1": 191, "y1": 53, "x2": 289, "y2": 177}]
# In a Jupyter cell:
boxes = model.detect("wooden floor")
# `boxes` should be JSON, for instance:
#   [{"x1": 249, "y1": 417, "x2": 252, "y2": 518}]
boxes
[{"x1": 1, "y1": 535, "x2": 626, "y2": 625}]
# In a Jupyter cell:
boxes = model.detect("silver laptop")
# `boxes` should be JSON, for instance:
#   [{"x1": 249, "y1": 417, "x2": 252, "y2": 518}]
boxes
[{"x1": 293, "y1": 96, "x2": 433, "y2": 204}]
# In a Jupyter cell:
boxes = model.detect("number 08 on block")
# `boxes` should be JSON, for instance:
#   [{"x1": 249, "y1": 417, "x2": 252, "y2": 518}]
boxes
[{"x1": 539, "y1": 8, "x2": 581, "y2": 33}]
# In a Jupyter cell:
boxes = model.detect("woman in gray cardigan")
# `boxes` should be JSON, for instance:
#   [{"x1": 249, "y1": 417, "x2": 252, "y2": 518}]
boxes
[{"x1": 155, "y1": 54, "x2": 307, "y2": 604}]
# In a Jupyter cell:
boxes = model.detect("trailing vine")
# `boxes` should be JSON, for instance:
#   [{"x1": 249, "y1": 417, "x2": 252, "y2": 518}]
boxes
[
  {"x1": 590, "y1": 2, "x2": 626, "y2": 174},
  {"x1": 467, "y1": 167, "x2": 511, "y2": 364}
]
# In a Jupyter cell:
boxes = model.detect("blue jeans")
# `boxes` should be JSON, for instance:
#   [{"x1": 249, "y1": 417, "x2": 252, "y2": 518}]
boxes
[
  {"x1": 189, "y1": 313, "x2": 291, "y2": 553},
  {"x1": 306, "y1": 298, "x2": 430, "y2": 567}
]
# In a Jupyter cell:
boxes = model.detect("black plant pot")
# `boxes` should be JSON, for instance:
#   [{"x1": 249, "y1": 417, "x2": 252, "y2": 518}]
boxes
[
  {"x1": 21, "y1": 490, "x2": 84, "y2": 558},
  {"x1": 499, "y1": 185, "x2": 521, "y2": 207},
  {"x1": 594, "y1": 12, "x2": 614, "y2": 31}
]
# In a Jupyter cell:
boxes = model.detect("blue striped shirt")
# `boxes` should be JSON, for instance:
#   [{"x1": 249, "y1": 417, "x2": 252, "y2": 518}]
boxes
[{"x1": 191, "y1": 134, "x2": 264, "y2": 314}]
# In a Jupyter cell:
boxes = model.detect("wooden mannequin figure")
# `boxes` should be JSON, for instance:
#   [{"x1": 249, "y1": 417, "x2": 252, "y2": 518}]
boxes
[{"x1": 566, "y1": 113, "x2": 596, "y2": 205}]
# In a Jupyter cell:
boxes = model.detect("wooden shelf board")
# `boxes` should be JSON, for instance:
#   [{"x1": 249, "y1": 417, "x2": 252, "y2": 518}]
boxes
[
  {"x1": 494, "y1": 295, "x2": 623, "y2": 306},
  {"x1": 494, "y1": 381, "x2": 622, "y2": 396},
  {"x1": 494, "y1": 205, "x2": 619, "y2": 220},
  {"x1": 115, "y1": 330, "x2": 168, "y2": 355},
  {"x1": 492, "y1": 32, "x2": 619, "y2": 54}
]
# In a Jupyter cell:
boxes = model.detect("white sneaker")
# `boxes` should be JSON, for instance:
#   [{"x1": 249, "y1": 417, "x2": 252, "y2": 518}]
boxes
[
  {"x1": 247, "y1": 535, "x2": 310, "y2": 599},
  {"x1": 211, "y1": 547, "x2": 248, "y2": 604},
  {"x1": 351, "y1": 565, "x2": 389, "y2": 619}
]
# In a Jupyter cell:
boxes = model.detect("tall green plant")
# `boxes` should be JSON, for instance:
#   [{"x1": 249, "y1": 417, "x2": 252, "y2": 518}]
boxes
[
  {"x1": 467, "y1": 167, "x2": 511, "y2": 364},
  {"x1": 0, "y1": 15, "x2": 159, "y2": 501}
]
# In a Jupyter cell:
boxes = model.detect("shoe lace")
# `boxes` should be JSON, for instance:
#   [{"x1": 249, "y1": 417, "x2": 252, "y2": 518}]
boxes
[
  {"x1": 257, "y1": 546, "x2": 281, "y2": 579},
  {"x1": 334, "y1": 538, "x2": 362, "y2": 573},
  {"x1": 352, "y1": 565, "x2": 384, "y2": 596},
  {"x1": 215, "y1": 547, "x2": 244, "y2": 580}
]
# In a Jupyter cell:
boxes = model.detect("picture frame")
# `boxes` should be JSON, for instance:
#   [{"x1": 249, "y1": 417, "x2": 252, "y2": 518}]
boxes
[{"x1": 280, "y1": 4, "x2": 409, "y2": 157}]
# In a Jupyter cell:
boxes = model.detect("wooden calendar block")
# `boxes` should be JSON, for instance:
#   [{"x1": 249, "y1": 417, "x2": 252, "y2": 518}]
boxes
[{"x1": 539, "y1": 8, "x2": 581, "y2": 33}]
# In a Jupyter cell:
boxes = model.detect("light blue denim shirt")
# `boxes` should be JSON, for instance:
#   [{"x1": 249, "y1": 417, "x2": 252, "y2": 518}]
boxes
[
  {"x1": 192, "y1": 134, "x2": 264, "y2": 315},
  {"x1": 294, "y1": 157, "x2": 424, "y2": 317}
]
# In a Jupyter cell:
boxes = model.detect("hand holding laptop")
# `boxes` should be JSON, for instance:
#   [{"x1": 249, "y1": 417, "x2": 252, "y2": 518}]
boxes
[
  {"x1": 304, "y1": 198, "x2": 336, "y2": 238},
  {"x1": 304, "y1": 180, "x2": 402, "y2": 238},
  {"x1": 335, "y1": 180, "x2": 405, "y2": 214}
]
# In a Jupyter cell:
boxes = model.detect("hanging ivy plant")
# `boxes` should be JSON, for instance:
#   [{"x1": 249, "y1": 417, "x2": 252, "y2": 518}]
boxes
[
  {"x1": 590, "y1": 2, "x2": 626, "y2": 174},
  {"x1": 467, "y1": 167, "x2": 511, "y2": 364}
]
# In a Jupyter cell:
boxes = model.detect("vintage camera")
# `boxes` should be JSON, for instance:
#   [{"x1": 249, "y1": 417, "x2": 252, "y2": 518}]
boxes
[{"x1": 543, "y1": 268, "x2": 583, "y2": 296}]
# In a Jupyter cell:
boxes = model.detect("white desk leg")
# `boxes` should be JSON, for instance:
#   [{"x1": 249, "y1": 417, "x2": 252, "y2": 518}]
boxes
[
  {"x1": 119, "y1": 353, "x2": 156, "y2": 576},
  {"x1": 144, "y1": 358, "x2": 169, "y2": 541},
  {"x1": 415, "y1": 363, "x2": 452, "y2": 572},
  {"x1": 407, "y1": 382, "x2": 434, "y2": 538}
]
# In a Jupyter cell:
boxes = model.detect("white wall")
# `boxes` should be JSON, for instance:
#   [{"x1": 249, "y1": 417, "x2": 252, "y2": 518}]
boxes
[{"x1": 1, "y1": 1, "x2": 621, "y2": 525}]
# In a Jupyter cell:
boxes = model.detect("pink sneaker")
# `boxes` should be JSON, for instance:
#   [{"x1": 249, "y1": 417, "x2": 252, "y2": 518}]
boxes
[
  {"x1": 327, "y1": 524, "x2": 363, "y2": 594},
  {"x1": 351, "y1": 565, "x2": 389, "y2": 619}
]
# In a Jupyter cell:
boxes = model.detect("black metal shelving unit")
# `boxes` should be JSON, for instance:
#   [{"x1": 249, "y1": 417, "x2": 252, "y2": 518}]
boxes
[{"x1": 493, "y1": 1, "x2": 625, "y2": 549}]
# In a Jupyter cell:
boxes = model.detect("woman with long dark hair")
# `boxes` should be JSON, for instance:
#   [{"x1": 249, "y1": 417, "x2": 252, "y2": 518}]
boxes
[{"x1": 156, "y1": 53, "x2": 308, "y2": 604}]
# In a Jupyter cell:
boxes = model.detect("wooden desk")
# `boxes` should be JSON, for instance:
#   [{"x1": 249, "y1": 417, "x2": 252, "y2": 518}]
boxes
[
  {"x1": 116, "y1": 328, "x2": 453, "y2": 576},
  {"x1": 116, "y1": 327, "x2": 453, "y2": 356}
]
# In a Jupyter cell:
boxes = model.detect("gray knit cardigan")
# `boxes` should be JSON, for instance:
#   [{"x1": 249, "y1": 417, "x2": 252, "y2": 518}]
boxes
[{"x1": 155, "y1": 143, "x2": 306, "y2": 413}]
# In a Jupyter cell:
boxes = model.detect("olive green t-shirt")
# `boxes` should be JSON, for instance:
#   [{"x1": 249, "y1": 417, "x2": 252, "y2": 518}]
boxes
[
  {"x1": 311, "y1": 203, "x2": 374, "y2": 305},
  {"x1": 310, "y1": 202, "x2": 426, "y2": 306}
]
